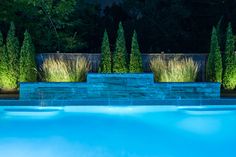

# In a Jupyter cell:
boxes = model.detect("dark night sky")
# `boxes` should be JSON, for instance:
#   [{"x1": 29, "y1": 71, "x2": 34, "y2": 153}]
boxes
[{"x1": 93, "y1": 0, "x2": 121, "y2": 7}]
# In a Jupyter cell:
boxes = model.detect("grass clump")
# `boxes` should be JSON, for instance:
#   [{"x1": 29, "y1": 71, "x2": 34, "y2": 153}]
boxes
[
  {"x1": 150, "y1": 57, "x2": 199, "y2": 82},
  {"x1": 42, "y1": 57, "x2": 90, "y2": 82}
]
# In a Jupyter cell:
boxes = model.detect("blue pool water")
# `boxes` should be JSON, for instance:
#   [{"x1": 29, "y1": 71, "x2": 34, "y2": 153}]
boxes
[
  {"x1": 0, "y1": 106, "x2": 236, "y2": 157},
  {"x1": 1, "y1": 74, "x2": 236, "y2": 156}
]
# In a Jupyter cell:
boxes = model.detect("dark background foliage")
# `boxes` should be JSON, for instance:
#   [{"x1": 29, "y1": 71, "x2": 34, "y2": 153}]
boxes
[{"x1": 0, "y1": 0, "x2": 235, "y2": 53}]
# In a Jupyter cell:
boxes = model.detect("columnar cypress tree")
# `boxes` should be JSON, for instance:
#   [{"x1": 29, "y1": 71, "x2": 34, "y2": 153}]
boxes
[
  {"x1": 1, "y1": 22, "x2": 20, "y2": 89},
  {"x1": 129, "y1": 30, "x2": 143, "y2": 73},
  {"x1": 206, "y1": 27, "x2": 222, "y2": 83},
  {"x1": 0, "y1": 33, "x2": 8, "y2": 89},
  {"x1": 99, "y1": 30, "x2": 112, "y2": 73},
  {"x1": 216, "y1": 17, "x2": 223, "y2": 48},
  {"x1": 20, "y1": 30, "x2": 37, "y2": 82},
  {"x1": 223, "y1": 23, "x2": 236, "y2": 90},
  {"x1": 0, "y1": 31, "x2": 4, "y2": 87},
  {"x1": 112, "y1": 22, "x2": 128, "y2": 73}
]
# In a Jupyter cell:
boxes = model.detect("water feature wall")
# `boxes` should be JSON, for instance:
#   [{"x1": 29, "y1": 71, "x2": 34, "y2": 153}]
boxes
[{"x1": 20, "y1": 74, "x2": 220, "y2": 100}]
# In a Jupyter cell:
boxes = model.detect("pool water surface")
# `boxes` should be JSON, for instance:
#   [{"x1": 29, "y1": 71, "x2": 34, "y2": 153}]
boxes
[{"x1": 0, "y1": 106, "x2": 236, "y2": 157}]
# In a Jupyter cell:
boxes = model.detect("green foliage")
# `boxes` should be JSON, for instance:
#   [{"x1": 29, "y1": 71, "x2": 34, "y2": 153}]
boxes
[
  {"x1": 99, "y1": 30, "x2": 112, "y2": 73},
  {"x1": 42, "y1": 57, "x2": 90, "y2": 82},
  {"x1": 1, "y1": 22, "x2": 20, "y2": 90},
  {"x1": 129, "y1": 30, "x2": 143, "y2": 73},
  {"x1": 150, "y1": 57, "x2": 199, "y2": 82},
  {"x1": 19, "y1": 30, "x2": 37, "y2": 82},
  {"x1": 0, "y1": 31, "x2": 4, "y2": 87},
  {"x1": 0, "y1": 0, "x2": 88, "y2": 53},
  {"x1": 0, "y1": 31, "x2": 3, "y2": 47},
  {"x1": 223, "y1": 23, "x2": 236, "y2": 90},
  {"x1": 216, "y1": 17, "x2": 224, "y2": 49},
  {"x1": 206, "y1": 27, "x2": 222, "y2": 83},
  {"x1": 113, "y1": 22, "x2": 128, "y2": 73},
  {"x1": 26, "y1": 0, "x2": 77, "y2": 52}
]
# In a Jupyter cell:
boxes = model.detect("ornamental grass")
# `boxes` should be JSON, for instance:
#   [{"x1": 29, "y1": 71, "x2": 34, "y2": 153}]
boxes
[
  {"x1": 150, "y1": 57, "x2": 199, "y2": 82},
  {"x1": 42, "y1": 56, "x2": 90, "y2": 82}
]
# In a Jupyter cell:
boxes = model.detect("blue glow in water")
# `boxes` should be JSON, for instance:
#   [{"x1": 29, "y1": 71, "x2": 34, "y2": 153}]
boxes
[
  {"x1": 0, "y1": 106, "x2": 236, "y2": 157},
  {"x1": 1, "y1": 73, "x2": 235, "y2": 156}
]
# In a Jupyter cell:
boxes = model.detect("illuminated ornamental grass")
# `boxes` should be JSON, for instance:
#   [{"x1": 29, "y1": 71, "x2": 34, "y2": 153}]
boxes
[
  {"x1": 150, "y1": 57, "x2": 199, "y2": 82},
  {"x1": 42, "y1": 57, "x2": 90, "y2": 82}
]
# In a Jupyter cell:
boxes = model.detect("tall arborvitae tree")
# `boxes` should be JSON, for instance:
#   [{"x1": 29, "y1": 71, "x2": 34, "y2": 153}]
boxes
[
  {"x1": 0, "y1": 32, "x2": 8, "y2": 89},
  {"x1": 1, "y1": 22, "x2": 20, "y2": 89},
  {"x1": 129, "y1": 30, "x2": 143, "y2": 73},
  {"x1": 216, "y1": 17, "x2": 224, "y2": 49},
  {"x1": 223, "y1": 23, "x2": 236, "y2": 90},
  {"x1": 206, "y1": 27, "x2": 222, "y2": 83},
  {"x1": 112, "y1": 22, "x2": 128, "y2": 73},
  {"x1": 99, "y1": 30, "x2": 112, "y2": 73},
  {"x1": 0, "y1": 31, "x2": 4, "y2": 87},
  {"x1": 20, "y1": 30, "x2": 37, "y2": 82}
]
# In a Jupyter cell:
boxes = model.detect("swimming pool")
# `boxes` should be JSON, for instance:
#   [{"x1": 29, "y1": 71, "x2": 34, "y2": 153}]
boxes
[
  {"x1": 1, "y1": 73, "x2": 236, "y2": 157},
  {"x1": 0, "y1": 105, "x2": 236, "y2": 157}
]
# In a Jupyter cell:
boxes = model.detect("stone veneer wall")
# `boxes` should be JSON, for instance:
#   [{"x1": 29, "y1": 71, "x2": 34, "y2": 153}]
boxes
[{"x1": 20, "y1": 74, "x2": 220, "y2": 101}]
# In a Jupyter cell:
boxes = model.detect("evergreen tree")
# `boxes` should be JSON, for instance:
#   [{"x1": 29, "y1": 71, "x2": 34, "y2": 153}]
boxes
[
  {"x1": 99, "y1": 30, "x2": 112, "y2": 73},
  {"x1": 20, "y1": 30, "x2": 37, "y2": 82},
  {"x1": 113, "y1": 22, "x2": 128, "y2": 73},
  {"x1": 129, "y1": 30, "x2": 143, "y2": 73},
  {"x1": 223, "y1": 23, "x2": 236, "y2": 90},
  {"x1": 0, "y1": 31, "x2": 4, "y2": 87},
  {"x1": 215, "y1": 17, "x2": 224, "y2": 49},
  {"x1": 1, "y1": 22, "x2": 20, "y2": 89},
  {"x1": 206, "y1": 27, "x2": 222, "y2": 83}
]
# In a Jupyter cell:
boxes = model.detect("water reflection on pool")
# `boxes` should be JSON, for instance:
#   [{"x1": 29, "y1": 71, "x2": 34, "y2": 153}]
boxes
[{"x1": 0, "y1": 105, "x2": 236, "y2": 157}]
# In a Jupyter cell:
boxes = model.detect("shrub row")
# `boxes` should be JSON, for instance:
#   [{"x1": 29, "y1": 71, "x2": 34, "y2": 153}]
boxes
[
  {"x1": 207, "y1": 23, "x2": 236, "y2": 90},
  {"x1": 99, "y1": 22, "x2": 143, "y2": 73},
  {"x1": 0, "y1": 22, "x2": 36, "y2": 90}
]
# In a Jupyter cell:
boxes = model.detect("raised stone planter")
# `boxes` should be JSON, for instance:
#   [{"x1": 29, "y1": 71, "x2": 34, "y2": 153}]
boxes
[{"x1": 20, "y1": 73, "x2": 220, "y2": 100}]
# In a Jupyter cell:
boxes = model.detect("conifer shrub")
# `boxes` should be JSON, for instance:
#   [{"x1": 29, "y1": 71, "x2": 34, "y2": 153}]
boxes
[
  {"x1": 112, "y1": 22, "x2": 128, "y2": 73},
  {"x1": 1, "y1": 22, "x2": 20, "y2": 90},
  {"x1": 99, "y1": 30, "x2": 112, "y2": 73},
  {"x1": 223, "y1": 23, "x2": 236, "y2": 90},
  {"x1": 0, "y1": 31, "x2": 4, "y2": 88},
  {"x1": 129, "y1": 30, "x2": 143, "y2": 73},
  {"x1": 19, "y1": 30, "x2": 37, "y2": 82},
  {"x1": 206, "y1": 27, "x2": 222, "y2": 83}
]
